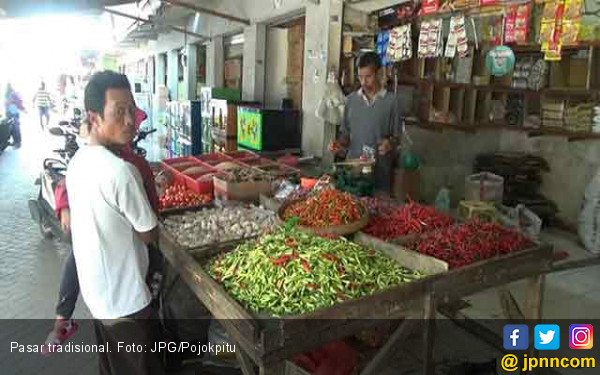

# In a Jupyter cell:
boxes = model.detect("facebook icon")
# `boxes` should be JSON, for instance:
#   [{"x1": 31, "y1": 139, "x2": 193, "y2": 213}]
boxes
[{"x1": 504, "y1": 325, "x2": 529, "y2": 350}]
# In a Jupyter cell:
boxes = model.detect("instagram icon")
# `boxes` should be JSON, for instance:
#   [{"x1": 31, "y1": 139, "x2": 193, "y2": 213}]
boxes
[{"x1": 570, "y1": 325, "x2": 593, "y2": 349}]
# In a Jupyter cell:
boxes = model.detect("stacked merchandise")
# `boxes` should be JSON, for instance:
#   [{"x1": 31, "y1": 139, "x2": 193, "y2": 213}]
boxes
[
  {"x1": 376, "y1": 31, "x2": 391, "y2": 67},
  {"x1": 418, "y1": 19, "x2": 443, "y2": 59},
  {"x1": 564, "y1": 101, "x2": 593, "y2": 133},
  {"x1": 524, "y1": 115, "x2": 542, "y2": 129},
  {"x1": 444, "y1": 15, "x2": 468, "y2": 58},
  {"x1": 386, "y1": 25, "x2": 412, "y2": 62},
  {"x1": 594, "y1": 105, "x2": 600, "y2": 133},
  {"x1": 505, "y1": 94, "x2": 524, "y2": 126},
  {"x1": 511, "y1": 58, "x2": 533, "y2": 89},
  {"x1": 505, "y1": 3, "x2": 533, "y2": 44},
  {"x1": 542, "y1": 98, "x2": 565, "y2": 129},
  {"x1": 474, "y1": 153, "x2": 558, "y2": 222},
  {"x1": 527, "y1": 59, "x2": 549, "y2": 91}
]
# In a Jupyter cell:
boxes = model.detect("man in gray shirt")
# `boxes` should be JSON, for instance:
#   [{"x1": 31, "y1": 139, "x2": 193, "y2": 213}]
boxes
[{"x1": 331, "y1": 52, "x2": 400, "y2": 193}]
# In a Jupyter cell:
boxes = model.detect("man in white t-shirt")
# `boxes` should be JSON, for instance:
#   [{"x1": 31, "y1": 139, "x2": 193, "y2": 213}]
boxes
[{"x1": 67, "y1": 71, "x2": 163, "y2": 375}]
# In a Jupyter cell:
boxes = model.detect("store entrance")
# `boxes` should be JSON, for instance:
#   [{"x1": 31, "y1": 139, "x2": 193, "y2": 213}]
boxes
[{"x1": 265, "y1": 17, "x2": 305, "y2": 110}]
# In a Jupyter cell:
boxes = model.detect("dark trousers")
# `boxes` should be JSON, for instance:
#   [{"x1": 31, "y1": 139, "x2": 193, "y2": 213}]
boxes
[
  {"x1": 375, "y1": 152, "x2": 394, "y2": 193},
  {"x1": 8, "y1": 114, "x2": 21, "y2": 146},
  {"x1": 94, "y1": 305, "x2": 165, "y2": 375},
  {"x1": 56, "y1": 245, "x2": 165, "y2": 318},
  {"x1": 39, "y1": 106, "x2": 50, "y2": 130}
]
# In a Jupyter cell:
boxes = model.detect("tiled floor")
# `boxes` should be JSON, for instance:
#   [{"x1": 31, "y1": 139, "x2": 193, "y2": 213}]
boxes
[{"x1": 2, "y1": 115, "x2": 599, "y2": 374}]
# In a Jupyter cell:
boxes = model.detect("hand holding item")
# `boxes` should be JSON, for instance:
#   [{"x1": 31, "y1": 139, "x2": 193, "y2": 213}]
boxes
[
  {"x1": 329, "y1": 141, "x2": 347, "y2": 158},
  {"x1": 378, "y1": 138, "x2": 392, "y2": 156}
]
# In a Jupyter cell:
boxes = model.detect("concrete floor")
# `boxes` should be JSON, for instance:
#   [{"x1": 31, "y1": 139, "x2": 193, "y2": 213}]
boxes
[{"x1": 1, "y1": 115, "x2": 599, "y2": 374}]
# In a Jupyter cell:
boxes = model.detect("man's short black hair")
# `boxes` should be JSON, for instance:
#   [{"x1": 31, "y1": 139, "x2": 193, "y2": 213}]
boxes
[
  {"x1": 357, "y1": 52, "x2": 381, "y2": 71},
  {"x1": 84, "y1": 71, "x2": 131, "y2": 116}
]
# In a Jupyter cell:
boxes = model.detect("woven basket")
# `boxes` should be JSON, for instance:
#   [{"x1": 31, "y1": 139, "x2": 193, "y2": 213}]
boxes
[{"x1": 278, "y1": 198, "x2": 369, "y2": 236}]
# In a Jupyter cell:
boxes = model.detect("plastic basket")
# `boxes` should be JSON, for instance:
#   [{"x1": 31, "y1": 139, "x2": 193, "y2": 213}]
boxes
[
  {"x1": 237, "y1": 157, "x2": 275, "y2": 168},
  {"x1": 161, "y1": 156, "x2": 204, "y2": 173},
  {"x1": 465, "y1": 172, "x2": 504, "y2": 203},
  {"x1": 162, "y1": 156, "x2": 220, "y2": 196},
  {"x1": 223, "y1": 150, "x2": 258, "y2": 161},
  {"x1": 195, "y1": 153, "x2": 231, "y2": 166}
]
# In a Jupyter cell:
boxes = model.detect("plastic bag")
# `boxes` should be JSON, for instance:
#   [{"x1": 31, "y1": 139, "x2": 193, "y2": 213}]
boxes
[
  {"x1": 497, "y1": 204, "x2": 543, "y2": 240},
  {"x1": 316, "y1": 71, "x2": 346, "y2": 124},
  {"x1": 274, "y1": 180, "x2": 299, "y2": 201},
  {"x1": 435, "y1": 187, "x2": 451, "y2": 213}
]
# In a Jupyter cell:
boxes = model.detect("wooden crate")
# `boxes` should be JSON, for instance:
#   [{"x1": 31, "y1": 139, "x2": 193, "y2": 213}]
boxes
[{"x1": 213, "y1": 175, "x2": 272, "y2": 202}]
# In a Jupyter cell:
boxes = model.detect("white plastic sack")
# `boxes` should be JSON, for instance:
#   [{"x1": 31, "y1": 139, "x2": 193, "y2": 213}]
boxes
[
  {"x1": 315, "y1": 75, "x2": 345, "y2": 124},
  {"x1": 578, "y1": 169, "x2": 600, "y2": 254}
]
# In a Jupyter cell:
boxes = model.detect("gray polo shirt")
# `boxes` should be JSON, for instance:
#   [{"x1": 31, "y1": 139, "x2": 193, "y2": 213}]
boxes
[{"x1": 341, "y1": 89, "x2": 401, "y2": 159}]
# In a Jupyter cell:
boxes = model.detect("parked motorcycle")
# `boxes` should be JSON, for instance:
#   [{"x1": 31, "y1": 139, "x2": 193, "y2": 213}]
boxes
[
  {"x1": 0, "y1": 116, "x2": 14, "y2": 153},
  {"x1": 28, "y1": 119, "x2": 80, "y2": 240}
]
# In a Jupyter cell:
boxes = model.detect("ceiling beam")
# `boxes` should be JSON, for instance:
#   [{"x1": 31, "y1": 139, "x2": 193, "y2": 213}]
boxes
[
  {"x1": 103, "y1": 7, "x2": 208, "y2": 40},
  {"x1": 162, "y1": 0, "x2": 250, "y2": 26}
]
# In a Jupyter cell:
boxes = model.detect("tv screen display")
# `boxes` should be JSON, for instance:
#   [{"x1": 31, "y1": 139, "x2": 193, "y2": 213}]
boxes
[{"x1": 237, "y1": 107, "x2": 262, "y2": 150}]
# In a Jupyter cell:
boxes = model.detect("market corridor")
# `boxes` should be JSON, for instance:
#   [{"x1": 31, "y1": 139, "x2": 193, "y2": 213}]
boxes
[
  {"x1": 0, "y1": 117, "x2": 75, "y2": 319},
  {"x1": 0, "y1": 117, "x2": 97, "y2": 374}
]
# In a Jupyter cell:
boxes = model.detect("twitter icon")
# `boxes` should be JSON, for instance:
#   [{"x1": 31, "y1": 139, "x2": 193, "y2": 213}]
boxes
[{"x1": 535, "y1": 325, "x2": 560, "y2": 350}]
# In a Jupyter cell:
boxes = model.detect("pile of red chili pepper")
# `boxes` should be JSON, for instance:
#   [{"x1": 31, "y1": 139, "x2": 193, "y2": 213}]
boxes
[
  {"x1": 363, "y1": 202, "x2": 454, "y2": 240},
  {"x1": 159, "y1": 184, "x2": 212, "y2": 210},
  {"x1": 283, "y1": 189, "x2": 362, "y2": 227},
  {"x1": 406, "y1": 220, "x2": 533, "y2": 268}
]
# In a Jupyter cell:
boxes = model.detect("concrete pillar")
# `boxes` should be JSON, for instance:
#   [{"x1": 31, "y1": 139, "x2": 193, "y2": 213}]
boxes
[
  {"x1": 207, "y1": 36, "x2": 224, "y2": 87},
  {"x1": 242, "y1": 23, "x2": 266, "y2": 102},
  {"x1": 321, "y1": 0, "x2": 343, "y2": 165},
  {"x1": 167, "y1": 49, "x2": 179, "y2": 100},
  {"x1": 302, "y1": 0, "x2": 344, "y2": 159},
  {"x1": 184, "y1": 43, "x2": 198, "y2": 100},
  {"x1": 155, "y1": 53, "x2": 166, "y2": 88}
]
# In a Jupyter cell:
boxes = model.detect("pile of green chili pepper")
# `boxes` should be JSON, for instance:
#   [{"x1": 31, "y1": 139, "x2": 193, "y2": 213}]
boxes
[{"x1": 206, "y1": 227, "x2": 423, "y2": 316}]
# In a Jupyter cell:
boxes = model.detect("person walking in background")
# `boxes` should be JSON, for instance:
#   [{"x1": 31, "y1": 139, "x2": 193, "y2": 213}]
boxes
[
  {"x1": 4, "y1": 83, "x2": 25, "y2": 148},
  {"x1": 33, "y1": 81, "x2": 52, "y2": 130}
]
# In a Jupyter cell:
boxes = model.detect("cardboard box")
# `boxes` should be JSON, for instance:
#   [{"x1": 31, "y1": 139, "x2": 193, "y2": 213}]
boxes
[{"x1": 213, "y1": 176, "x2": 272, "y2": 201}]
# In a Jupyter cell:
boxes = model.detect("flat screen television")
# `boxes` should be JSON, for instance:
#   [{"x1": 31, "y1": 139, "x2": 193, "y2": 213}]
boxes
[
  {"x1": 237, "y1": 107, "x2": 263, "y2": 150},
  {"x1": 237, "y1": 106, "x2": 301, "y2": 151}
]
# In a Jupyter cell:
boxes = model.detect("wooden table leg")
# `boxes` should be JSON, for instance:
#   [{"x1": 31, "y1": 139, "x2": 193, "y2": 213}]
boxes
[
  {"x1": 524, "y1": 274, "x2": 545, "y2": 373},
  {"x1": 498, "y1": 287, "x2": 525, "y2": 321},
  {"x1": 361, "y1": 314, "x2": 419, "y2": 375},
  {"x1": 423, "y1": 294, "x2": 436, "y2": 375},
  {"x1": 235, "y1": 346, "x2": 257, "y2": 375},
  {"x1": 260, "y1": 362, "x2": 286, "y2": 375},
  {"x1": 524, "y1": 275, "x2": 545, "y2": 320}
]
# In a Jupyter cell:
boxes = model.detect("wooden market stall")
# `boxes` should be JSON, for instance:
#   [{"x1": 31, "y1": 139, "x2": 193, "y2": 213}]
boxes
[{"x1": 159, "y1": 212, "x2": 553, "y2": 375}]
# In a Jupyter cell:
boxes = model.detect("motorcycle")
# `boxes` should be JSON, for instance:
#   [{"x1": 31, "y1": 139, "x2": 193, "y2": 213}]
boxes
[
  {"x1": 28, "y1": 126, "x2": 155, "y2": 241},
  {"x1": 0, "y1": 116, "x2": 14, "y2": 153},
  {"x1": 28, "y1": 119, "x2": 80, "y2": 240}
]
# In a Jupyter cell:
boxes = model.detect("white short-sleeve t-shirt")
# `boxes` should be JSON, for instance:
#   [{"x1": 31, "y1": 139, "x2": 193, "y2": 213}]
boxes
[{"x1": 66, "y1": 145, "x2": 158, "y2": 319}]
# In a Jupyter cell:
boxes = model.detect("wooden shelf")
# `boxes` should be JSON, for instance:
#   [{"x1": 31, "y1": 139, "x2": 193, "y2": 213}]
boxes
[
  {"x1": 511, "y1": 43, "x2": 600, "y2": 53},
  {"x1": 406, "y1": 120, "x2": 600, "y2": 141},
  {"x1": 401, "y1": 79, "x2": 599, "y2": 96}
]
